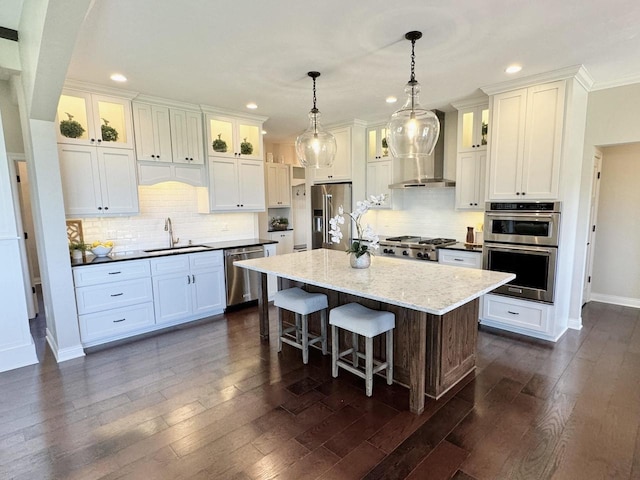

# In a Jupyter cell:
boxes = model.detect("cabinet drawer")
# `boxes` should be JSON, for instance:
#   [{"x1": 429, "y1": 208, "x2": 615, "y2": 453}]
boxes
[
  {"x1": 482, "y1": 294, "x2": 549, "y2": 333},
  {"x1": 75, "y1": 278, "x2": 153, "y2": 314},
  {"x1": 189, "y1": 250, "x2": 223, "y2": 271},
  {"x1": 438, "y1": 250, "x2": 482, "y2": 269},
  {"x1": 150, "y1": 255, "x2": 190, "y2": 276},
  {"x1": 73, "y1": 260, "x2": 150, "y2": 287},
  {"x1": 79, "y1": 302, "x2": 155, "y2": 342}
]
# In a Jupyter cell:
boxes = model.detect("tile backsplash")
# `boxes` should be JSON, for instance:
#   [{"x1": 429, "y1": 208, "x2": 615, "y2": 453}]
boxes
[
  {"x1": 369, "y1": 188, "x2": 485, "y2": 241},
  {"x1": 79, "y1": 182, "x2": 257, "y2": 253}
]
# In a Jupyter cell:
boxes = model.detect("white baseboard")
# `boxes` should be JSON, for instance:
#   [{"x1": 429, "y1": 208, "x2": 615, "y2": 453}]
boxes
[
  {"x1": 480, "y1": 318, "x2": 567, "y2": 342},
  {"x1": 0, "y1": 340, "x2": 38, "y2": 373},
  {"x1": 567, "y1": 316, "x2": 583, "y2": 330},
  {"x1": 590, "y1": 293, "x2": 640, "y2": 309},
  {"x1": 46, "y1": 328, "x2": 85, "y2": 363}
]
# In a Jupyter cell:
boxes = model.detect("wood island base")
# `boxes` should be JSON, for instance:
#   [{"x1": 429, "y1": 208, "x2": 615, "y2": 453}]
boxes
[{"x1": 258, "y1": 275, "x2": 479, "y2": 414}]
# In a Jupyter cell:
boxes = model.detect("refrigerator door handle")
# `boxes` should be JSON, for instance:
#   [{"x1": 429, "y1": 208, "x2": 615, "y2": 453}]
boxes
[{"x1": 323, "y1": 194, "x2": 331, "y2": 245}]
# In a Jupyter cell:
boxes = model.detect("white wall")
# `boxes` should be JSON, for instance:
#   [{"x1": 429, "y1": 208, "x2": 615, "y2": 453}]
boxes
[
  {"x1": 78, "y1": 182, "x2": 257, "y2": 252},
  {"x1": 0, "y1": 80, "x2": 24, "y2": 153},
  {"x1": 590, "y1": 144, "x2": 640, "y2": 304},
  {"x1": 572, "y1": 82, "x2": 640, "y2": 316}
]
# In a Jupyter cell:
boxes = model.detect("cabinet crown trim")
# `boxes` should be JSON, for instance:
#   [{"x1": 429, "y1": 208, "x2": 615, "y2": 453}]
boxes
[
  {"x1": 63, "y1": 80, "x2": 139, "y2": 100},
  {"x1": 326, "y1": 119, "x2": 368, "y2": 130},
  {"x1": 200, "y1": 105, "x2": 268, "y2": 123},
  {"x1": 134, "y1": 94, "x2": 202, "y2": 112},
  {"x1": 451, "y1": 97, "x2": 489, "y2": 110},
  {"x1": 481, "y1": 65, "x2": 593, "y2": 96}
]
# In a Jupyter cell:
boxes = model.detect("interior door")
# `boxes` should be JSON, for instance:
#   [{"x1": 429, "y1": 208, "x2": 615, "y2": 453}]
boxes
[{"x1": 583, "y1": 150, "x2": 602, "y2": 303}]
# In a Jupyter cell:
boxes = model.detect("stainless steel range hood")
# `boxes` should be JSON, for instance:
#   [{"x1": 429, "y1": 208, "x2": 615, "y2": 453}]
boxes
[{"x1": 388, "y1": 110, "x2": 456, "y2": 189}]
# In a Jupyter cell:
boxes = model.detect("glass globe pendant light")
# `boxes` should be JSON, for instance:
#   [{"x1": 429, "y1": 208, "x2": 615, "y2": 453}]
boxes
[
  {"x1": 387, "y1": 31, "x2": 440, "y2": 158},
  {"x1": 295, "y1": 71, "x2": 337, "y2": 168}
]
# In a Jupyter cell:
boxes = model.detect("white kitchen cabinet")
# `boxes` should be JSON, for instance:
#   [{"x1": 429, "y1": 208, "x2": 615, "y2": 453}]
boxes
[
  {"x1": 170, "y1": 109, "x2": 205, "y2": 165},
  {"x1": 366, "y1": 160, "x2": 395, "y2": 208},
  {"x1": 269, "y1": 230, "x2": 294, "y2": 255},
  {"x1": 487, "y1": 81, "x2": 565, "y2": 200},
  {"x1": 481, "y1": 293, "x2": 552, "y2": 337},
  {"x1": 266, "y1": 163, "x2": 291, "y2": 207},
  {"x1": 73, "y1": 259, "x2": 155, "y2": 345},
  {"x1": 264, "y1": 243, "x2": 277, "y2": 301},
  {"x1": 151, "y1": 250, "x2": 225, "y2": 324},
  {"x1": 455, "y1": 151, "x2": 486, "y2": 210},
  {"x1": 366, "y1": 124, "x2": 390, "y2": 161},
  {"x1": 438, "y1": 248, "x2": 482, "y2": 269},
  {"x1": 59, "y1": 144, "x2": 139, "y2": 216},
  {"x1": 202, "y1": 156, "x2": 265, "y2": 212},
  {"x1": 455, "y1": 103, "x2": 489, "y2": 153},
  {"x1": 56, "y1": 90, "x2": 134, "y2": 149},
  {"x1": 311, "y1": 126, "x2": 352, "y2": 182},
  {"x1": 132, "y1": 102, "x2": 173, "y2": 162},
  {"x1": 205, "y1": 112, "x2": 264, "y2": 160}
]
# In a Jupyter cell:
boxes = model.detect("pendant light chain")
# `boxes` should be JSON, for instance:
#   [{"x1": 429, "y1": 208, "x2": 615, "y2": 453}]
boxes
[
  {"x1": 410, "y1": 37, "x2": 416, "y2": 84},
  {"x1": 312, "y1": 75, "x2": 318, "y2": 134}
]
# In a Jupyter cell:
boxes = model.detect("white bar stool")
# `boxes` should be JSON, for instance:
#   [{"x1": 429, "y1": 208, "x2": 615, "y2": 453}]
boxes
[
  {"x1": 329, "y1": 303, "x2": 395, "y2": 397},
  {"x1": 274, "y1": 287, "x2": 328, "y2": 364}
]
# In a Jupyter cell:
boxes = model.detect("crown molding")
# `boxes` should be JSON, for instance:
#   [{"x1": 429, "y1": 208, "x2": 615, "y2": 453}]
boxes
[
  {"x1": 451, "y1": 96, "x2": 489, "y2": 110},
  {"x1": 326, "y1": 118, "x2": 368, "y2": 130},
  {"x1": 133, "y1": 94, "x2": 201, "y2": 111},
  {"x1": 200, "y1": 104, "x2": 268, "y2": 123},
  {"x1": 590, "y1": 75, "x2": 640, "y2": 91},
  {"x1": 63, "y1": 79, "x2": 139, "y2": 99},
  {"x1": 481, "y1": 65, "x2": 593, "y2": 96}
]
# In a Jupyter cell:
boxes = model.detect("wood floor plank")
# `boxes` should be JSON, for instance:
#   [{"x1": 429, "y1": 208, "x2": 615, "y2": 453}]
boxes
[{"x1": 3, "y1": 301, "x2": 640, "y2": 480}]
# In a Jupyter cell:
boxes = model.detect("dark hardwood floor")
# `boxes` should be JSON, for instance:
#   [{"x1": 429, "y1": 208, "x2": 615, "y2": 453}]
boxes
[{"x1": 2, "y1": 299, "x2": 639, "y2": 479}]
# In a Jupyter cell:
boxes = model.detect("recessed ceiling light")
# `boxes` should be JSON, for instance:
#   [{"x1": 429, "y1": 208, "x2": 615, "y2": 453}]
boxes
[
  {"x1": 110, "y1": 73, "x2": 127, "y2": 82},
  {"x1": 505, "y1": 65, "x2": 522, "y2": 74},
  {"x1": 246, "y1": 102, "x2": 258, "y2": 109},
  {"x1": 261, "y1": 130, "x2": 267, "y2": 135},
  {"x1": 386, "y1": 96, "x2": 397, "y2": 104}
]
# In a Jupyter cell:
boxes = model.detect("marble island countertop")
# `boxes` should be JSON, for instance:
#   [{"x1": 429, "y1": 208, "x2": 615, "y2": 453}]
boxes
[{"x1": 236, "y1": 249, "x2": 514, "y2": 316}]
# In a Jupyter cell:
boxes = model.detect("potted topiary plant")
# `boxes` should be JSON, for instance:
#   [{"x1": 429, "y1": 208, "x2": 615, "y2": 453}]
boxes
[
  {"x1": 212, "y1": 134, "x2": 227, "y2": 152},
  {"x1": 101, "y1": 118, "x2": 119, "y2": 142},
  {"x1": 381, "y1": 137, "x2": 389, "y2": 156},
  {"x1": 59, "y1": 113, "x2": 85, "y2": 138},
  {"x1": 240, "y1": 137, "x2": 253, "y2": 155},
  {"x1": 69, "y1": 241, "x2": 89, "y2": 261}
]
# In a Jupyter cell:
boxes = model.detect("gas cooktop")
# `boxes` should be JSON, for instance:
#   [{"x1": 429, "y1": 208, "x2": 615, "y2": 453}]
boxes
[{"x1": 379, "y1": 236, "x2": 457, "y2": 261}]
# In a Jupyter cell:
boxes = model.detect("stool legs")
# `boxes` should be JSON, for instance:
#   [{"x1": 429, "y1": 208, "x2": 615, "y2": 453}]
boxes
[
  {"x1": 331, "y1": 325, "x2": 339, "y2": 378},
  {"x1": 301, "y1": 314, "x2": 309, "y2": 364},
  {"x1": 320, "y1": 309, "x2": 328, "y2": 355},
  {"x1": 352, "y1": 332, "x2": 358, "y2": 368},
  {"x1": 386, "y1": 329, "x2": 393, "y2": 385},
  {"x1": 277, "y1": 310, "x2": 283, "y2": 353},
  {"x1": 365, "y1": 336, "x2": 374, "y2": 397}
]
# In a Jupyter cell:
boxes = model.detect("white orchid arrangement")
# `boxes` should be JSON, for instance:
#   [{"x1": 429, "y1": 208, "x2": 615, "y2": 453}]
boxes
[{"x1": 329, "y1": 194, "x2": 387, "y2": 258}]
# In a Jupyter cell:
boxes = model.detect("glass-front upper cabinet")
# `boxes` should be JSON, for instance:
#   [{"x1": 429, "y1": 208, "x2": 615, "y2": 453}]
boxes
[
  {"x1": 206, "y1": 114, "x2": 263, "y2": 160},
  {"x1": 366, "y1": 124, "x2": 390, "y2": 161},
  {"x1": 457, "y1": 103, "x2": 489, "y2": 153},
  {"x1": 56, "y1": 90, "x2": 134, "y2": 149}
]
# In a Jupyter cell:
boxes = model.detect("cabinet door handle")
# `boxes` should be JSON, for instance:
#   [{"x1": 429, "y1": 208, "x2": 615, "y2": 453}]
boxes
[
  {"x1": 97, "y1": 139, "x2": 102, "y2": 143},
  {"x1": 98, "y1": 207, "x2": 103, "y2": 210},
  {"x1": 108, "y1": 271, "x2": 121, "y2": 275},
  {"x1": 507, "y1": 310, "x2": 519, "y2": 315},
  {"x1": 104, "y1": 206, "x2": 109, "y2": 210},
  {"x1": 151, "y1": 154, "x2": 156, "y2": 158},
  {"x1": 110, "y1": 293, "x2": 123, "y2": 297},
  {"x1": 454, "y1": 258, "x2": 464, "y2": 262},
  {"x1": 187, "y1": 275, "x2": 191, "y2": 284},
  {"x1": 192, "y1": 275, "x2": 195, "y2": 283},
  {"x1": 113, "y1": 318, "x2": 126, "y2": 323}
]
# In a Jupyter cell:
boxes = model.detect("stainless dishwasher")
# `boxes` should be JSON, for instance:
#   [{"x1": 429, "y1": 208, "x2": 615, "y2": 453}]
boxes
[{"x1": 224, "y1": 246, "x2": 264, "y2": 307}]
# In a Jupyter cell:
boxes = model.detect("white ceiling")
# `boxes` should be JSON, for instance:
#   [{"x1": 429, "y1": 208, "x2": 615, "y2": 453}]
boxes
[{"x1": 37, "y1": 1, "x2": 640, "y2": 142}]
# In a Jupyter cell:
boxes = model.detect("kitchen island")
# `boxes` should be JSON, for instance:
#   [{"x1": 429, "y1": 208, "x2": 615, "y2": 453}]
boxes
[{"x1": 236, "y1": 249, "x2": 514, "y2": 414}]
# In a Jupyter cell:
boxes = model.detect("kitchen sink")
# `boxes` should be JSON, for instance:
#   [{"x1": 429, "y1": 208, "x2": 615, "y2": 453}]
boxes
[{"x1": 143, "y1": 245, "x2": 212, "y2": 254}]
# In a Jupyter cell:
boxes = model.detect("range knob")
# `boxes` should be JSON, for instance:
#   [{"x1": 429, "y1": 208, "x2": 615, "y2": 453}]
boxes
[
  {"x1": 416, "y1": 252, "x2": 423, "y2": 258},
  {"x1": 402, "y1": 250, "x2": 409, "y2": 256},
  {"x1": 383, "y1": 248, "x2": 389, "y2": 254},
  {"x1": 388, "y1": 249, "x2": 395, "y2": 255}
]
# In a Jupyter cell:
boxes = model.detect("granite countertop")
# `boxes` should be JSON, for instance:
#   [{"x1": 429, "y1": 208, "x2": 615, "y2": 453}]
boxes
[
  {"x1": 437, "y1": 242, "x2": 483, "y2": 253},
  {"x1": 71, "y1": 238, "x2": 277, "y2": 267},
  {"x1": 236, "y1": 249, "x2": 513, "y2": 316}
]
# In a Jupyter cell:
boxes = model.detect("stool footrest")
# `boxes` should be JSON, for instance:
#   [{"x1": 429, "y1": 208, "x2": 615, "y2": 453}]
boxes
[{"x1": 336, "y1": 359, "x2": 389, "y2": 379}]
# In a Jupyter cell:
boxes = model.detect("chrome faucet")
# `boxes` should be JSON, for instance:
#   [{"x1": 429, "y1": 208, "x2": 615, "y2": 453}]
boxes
[{"x1": 164, "y1": 217, "x2": 179, "y2": 248}]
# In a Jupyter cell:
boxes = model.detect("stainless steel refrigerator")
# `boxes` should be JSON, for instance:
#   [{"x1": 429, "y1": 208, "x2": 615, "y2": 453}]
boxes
[{"x1": 311, "y1": 183, "x2": 352, "y2": 251}]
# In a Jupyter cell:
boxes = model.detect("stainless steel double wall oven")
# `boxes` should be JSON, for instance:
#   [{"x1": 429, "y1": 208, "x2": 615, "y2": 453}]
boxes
[{"x1": 483, "y1": 202, "x2": 561, "y2": 303}]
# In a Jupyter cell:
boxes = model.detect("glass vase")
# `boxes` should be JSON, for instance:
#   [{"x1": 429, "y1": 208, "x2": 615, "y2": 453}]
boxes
[{"x1": 350, "y1": 252, "x2": 371, "y2": 269}]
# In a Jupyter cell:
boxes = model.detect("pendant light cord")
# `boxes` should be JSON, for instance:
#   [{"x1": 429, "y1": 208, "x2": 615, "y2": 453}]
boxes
[
  {"x1": 410, "y1": 37, "x2": 416, "y2": 114},
  {"x1": 310, "y1": 73, "x2": 319, "y2": 136}
]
